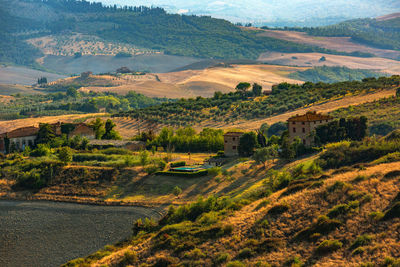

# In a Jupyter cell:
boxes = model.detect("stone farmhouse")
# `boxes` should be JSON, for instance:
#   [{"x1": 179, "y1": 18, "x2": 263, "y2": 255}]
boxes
[
  {"x1": 287, "y1": 111, "x2": 333, "y2": 146},
  {"x1": 0, "y1": 122, "x2": 95, "y2": 153},
  {"x1": 0, "y1": 126, "x2": 39, "y2": 153},
  {"x1": 223, "y1": 132, "x2": 243, "y2": 157}
]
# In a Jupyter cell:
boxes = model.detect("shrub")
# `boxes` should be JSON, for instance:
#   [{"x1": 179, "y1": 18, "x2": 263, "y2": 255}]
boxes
[
  {"x1": 327, "y1": 181, "x2": 352, "y2": 193},
  {"x1": 267, "y1": 203, "x2": 289, "y2": 216},
  {"x1": 351, "y1": 247, "x2": 365, "y2": 255},
  {"x1": 315, "y1": 239, "x2": 342, "y2": 255},
  {"x1": 145, "y1": 164, "x2": 159, "y2": 174},
  {"x1": 237, "y1": 248, "x2": 253, "y2": 259},
  {"x1": 117, "y1": 251, "x2": 137, "y2": 266},
  {"x1": 58, "y1": 147, "x2": 73, "y2": 164},
  {"x1": 31, "y1": 144, "x2": 51, "y2": 157},
  {"x1": 215, "y1": 253, "x2": 230, "y2": 265},
  {"x1": 170, "y1": 161, "x2": 186, "y2": 168},
  {"x1": 368, "y1": 211, "x2": 384, "y2": 221},
  {"x1": 350, "y1": 234, "x2": 372, "y2": 250},
  {"x1": 208, "y1": 167, "x2": 222, "y2": 176},
  {"x1": 285, "y1": 256, "x2": 304, "y2": 267},
  {"x1": 227, "y1": 261, "x2": 246, "y2": 267},
  {"x1": 383, "y1": 257, "x2": 400, "y2": 267},
  {"x1": 132, "y1": 217, "x2": 158, "y2": 236},
  {"x1": 73, "y1": 153, "x2": 110, "y2": 162},
  {"x1": 173, "y1": 186, "x2": 182, "y2": 196},
  {"x1": 296, "y1": 215, "x2": 342, "y2": 240},
  {"x1": 184, "y1": 248, "x2": 205, "y2": 259},
  {"x1": 383, "y1": 202, "x2": 400, "y2": 220},
  {"x1": 139, "y1": 150, "x2": 150, "y2": 166},
  {"x1": 327, "y1": 201, "x2": 359, "y2": 218},
  {"x1": 100, "y1": 147, "x2": 132, "y2": 155}
]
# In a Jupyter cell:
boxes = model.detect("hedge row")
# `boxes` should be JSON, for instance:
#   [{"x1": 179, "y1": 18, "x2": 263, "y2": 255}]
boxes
[
  {"x1": 155, "y1": 169, "x2": 208, "y2": 177},
  {"x1": 170, "y1": 161, "x2": 186, "y2": 168}
]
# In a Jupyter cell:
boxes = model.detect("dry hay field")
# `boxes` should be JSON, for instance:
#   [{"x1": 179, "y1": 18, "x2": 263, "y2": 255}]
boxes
[
  {"x1": 257, "y1": 29, "x2": 400, "y2": 60},
  {"x1": 0, "y1": 65, "x2": 66, "y2": 86},
  {"x1": 258, "y1": 52, "x2": 400, "y2": 75},
  {"x1": 74, "y1": 64, "x2": 306, "y2": 98}
]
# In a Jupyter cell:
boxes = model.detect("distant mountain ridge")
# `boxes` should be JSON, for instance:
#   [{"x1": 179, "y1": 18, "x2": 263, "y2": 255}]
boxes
[{"x1": 98, "y1": 0, "x2": 400, "y2": 26}]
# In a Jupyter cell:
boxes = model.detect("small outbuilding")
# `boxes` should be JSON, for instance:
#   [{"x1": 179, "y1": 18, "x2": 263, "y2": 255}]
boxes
[{"x1": 223, "y1": 132, "x2": 244, "y2": 157}]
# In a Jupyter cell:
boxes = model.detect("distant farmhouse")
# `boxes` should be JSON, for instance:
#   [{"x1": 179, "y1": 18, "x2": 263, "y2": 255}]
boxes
[
  {"x1": 224, "y1": 132, "x2": 243, "y2": 157},
  {"x1": 0, "y1": 122, "x2": 95, "y2": 153},
  {"x1": 288, "y1": 111, "x2": 333, "y2": 146}
]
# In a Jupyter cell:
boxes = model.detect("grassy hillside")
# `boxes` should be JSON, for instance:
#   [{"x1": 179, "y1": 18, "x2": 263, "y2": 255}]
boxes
[
  {"x1": 288, "y1": 66, "x2": 385, "y2": 83},
  {"x1": 331, "y1": 95, "x2": 400, "y2": 136},
  {"x1": 1, "y1": 0, "x2": 376, "y2": 67},
  {"x1": 61, "y1": 132, "x2": 400, "y2": 266},
  {"x1": 116, "y1": 76, "x2": 400, "y2": 126},
  {"x1": 0, "y1": 85, "x2": 169, "y2": 120},
  {"x1": 298, "y1": 17, "x2": 400, "y2": 53}
]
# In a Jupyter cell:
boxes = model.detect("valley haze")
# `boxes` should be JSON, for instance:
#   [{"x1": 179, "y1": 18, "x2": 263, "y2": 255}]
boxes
[{"x1": 98, "y1": 0, "x2": 400, "y2": 26}]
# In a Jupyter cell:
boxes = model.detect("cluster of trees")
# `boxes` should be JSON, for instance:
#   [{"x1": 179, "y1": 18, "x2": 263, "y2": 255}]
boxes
[
  {"x1": 298, "y1": 17, "x2": 400, "y2": 52},
  {"x1": 315, "y1": 117, "x2": 368, "y2": 145},
  {"x1": 118, "y1": 76, "x2": 400, "y2": 126},
  {"x1": 237, "y1": 126, "x2": 309, "y2": 163},
  {"x1": 289, "y1": 66, "x2": 383, "y2": 84},
  {"x1": 0, "y1": 89, "x2": 168, "y2": 120},
  {"x1": 239, "y1": 116, "x2": 370, "y2": 165},
  {"x1": 331, "y1": 94, "x2": 400, "y2": 136},
  {"x1": 135, "y1": 127, "x2": 224, "y2": 153}
]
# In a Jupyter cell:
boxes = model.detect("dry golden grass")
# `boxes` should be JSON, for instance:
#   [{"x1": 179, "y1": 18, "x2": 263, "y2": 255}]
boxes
[
  {"x1": 93, "y1": 160, "x2": 400, "y2": 267},
  {"x1": 257, "y1": 29, "x2": 400, "y2": 61},
  {"x1": 53, "y1": 64, "x2": 306, "y2": 98},
  {"x1": 258, "y1": 52, "x2": 400, "y2": 75}
]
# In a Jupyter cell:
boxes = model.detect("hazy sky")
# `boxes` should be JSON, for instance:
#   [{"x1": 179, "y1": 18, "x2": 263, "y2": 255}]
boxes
[{"x1": 97, "y1": 0, "x2": 400, "y2": 26}]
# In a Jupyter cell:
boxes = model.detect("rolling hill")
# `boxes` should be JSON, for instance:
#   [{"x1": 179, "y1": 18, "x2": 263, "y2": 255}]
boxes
[
  {"x1": 0, "y1": 0, "x2": 381, "y2": 70},
  {"x1": 98, "y1": 0, "x2": 400, "y2": 26}
]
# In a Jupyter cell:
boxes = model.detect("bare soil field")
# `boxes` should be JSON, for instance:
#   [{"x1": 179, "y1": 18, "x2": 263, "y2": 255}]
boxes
[
  {"x1": 41, "y1": 54, "x2": 202, "y2": 75},
  {"x1": 75, "y1": 64, "x2": 305, "y2": 98},
  {"x1": 258, "y1": 29, "x2": 400, "y2": 60},
  {"x1": 0, "y1": 65, "x2": 66, "y2": 86},
  {"x1": 258, "y1": 52, "x2": 400, "y2": 75},
  {"x1": 0, "y1": 84, "x2": 42, "y2": 95},
  {"x1": 0, "y1": 201, "x2": 162, "y2": 267}
]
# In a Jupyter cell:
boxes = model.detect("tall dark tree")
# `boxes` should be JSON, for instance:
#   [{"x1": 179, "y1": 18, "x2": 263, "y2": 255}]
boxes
[
  {"x1": 252, "y1": 83, "x2": 262, "y2": 96},
  {"x1": 102, "y1": 119, "x2": 121, "y2": 140},
  {"x1": 238, "y1": 131, "x2": 258, "y2": 156},
  {"x1": 37, "y1": 124, "x2": 56, "y2": 144},
  {"x1": 235, "y1": 82, "x2": 251, "y2": 96}
]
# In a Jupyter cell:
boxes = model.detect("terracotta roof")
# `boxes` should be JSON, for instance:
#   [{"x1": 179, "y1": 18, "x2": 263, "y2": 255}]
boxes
[
  {"x1": 287, "y1": 111, "x2": 333, "y2": 122},
  {"x1": 0, "y1": 126, "x2": 39, "y2": 138},
  {"x1": 224, "y1": 132, "x2": 244, "y2": 137}
]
